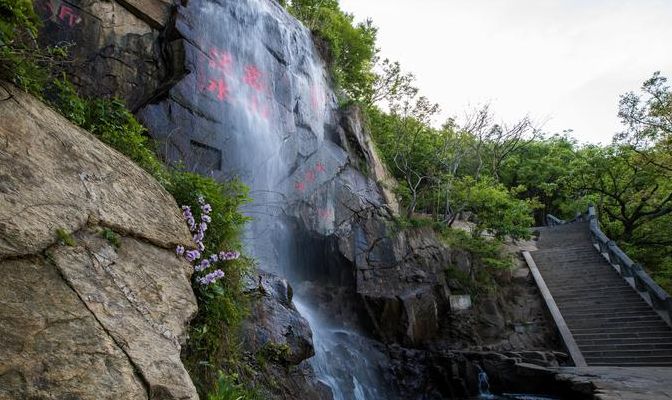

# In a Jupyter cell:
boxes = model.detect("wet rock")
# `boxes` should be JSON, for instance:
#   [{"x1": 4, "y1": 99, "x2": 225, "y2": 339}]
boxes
[{"x1": 242, "y1": 271, "x2": 314, "y2": 365}]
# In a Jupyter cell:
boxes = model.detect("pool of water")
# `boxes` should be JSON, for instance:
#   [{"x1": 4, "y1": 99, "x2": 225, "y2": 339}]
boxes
[{"x1": 472, "y1": 394, "x2": 559, "y2": 400}]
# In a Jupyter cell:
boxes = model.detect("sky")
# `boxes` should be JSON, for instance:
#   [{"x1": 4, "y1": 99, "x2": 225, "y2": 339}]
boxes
[{"x1": 339, "y1": 0, "x2": 672, "y2": 144}]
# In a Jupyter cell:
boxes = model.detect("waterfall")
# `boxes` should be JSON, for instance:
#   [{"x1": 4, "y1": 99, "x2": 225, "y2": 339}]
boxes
[
  {"x1": 477, "y1": 365, "x2": 494, "y2": 399},
  {"x1": 139, "y1": 0, "x2": 397, "y2": 398}
]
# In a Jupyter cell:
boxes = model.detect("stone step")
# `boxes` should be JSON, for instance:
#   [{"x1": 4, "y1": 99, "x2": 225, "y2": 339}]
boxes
[
  {"x1": 587, "y1": 361, "x2": 672, "y2": 366},
  {"x1": 576, "y1": 336, "x2": 672, "y2": 346},
  {"x1": 535, "y1": 259, "x2": 606, "y2": 266},
  {"x1": 534, "y1": 254, "x2": 603, "y2": 260},
  {"x1": 549, "y1": 285, "x2": 634, "y2": 296},
  {"x1": 547, "y1": 285, "x2": 637, "y2": 298},
  {"x1": 537, "y1": 265, "x2": 620, "y2": 273},
  {"x1": 555, "y1": 297, "x2": 647, "y2": 308},
  {"x1": 546, "y1": 281, "x2": 627, "y2": 289},
  {"x1": 584, "y1": 354, "x2": 672, "y2": 364},
  {"x1": 534, "y1": 221, "x2": 672, "y2": 367},
  {"x1": 579, "y1": 342, "x2": 672, "y2": 352},
  {"x1": 560, "y1": 304, "x2": 653, "y2": 316},
  {"x1": 566, "y1": 314, "x2": 663, "y2": 326},
  {"x1": 583, "y1": 348, "x2": 672, "y2": 358},
  {"x1": 552, "y1": 290, "x2": 643, "y2": 300},
  {"x1": 540, "y1": 270, "x2": 617, "y2": 277},
  {"x1": 562, "y1": 309, "x2": 660, "y2": 321},
  {"x1": 571, "y1": 322, "x2": 672, "y2": 334}
]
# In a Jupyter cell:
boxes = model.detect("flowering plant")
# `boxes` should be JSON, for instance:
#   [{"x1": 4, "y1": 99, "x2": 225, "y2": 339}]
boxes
[{"x1": 176, "y1": 196, "x2": 240, "y2": 286}]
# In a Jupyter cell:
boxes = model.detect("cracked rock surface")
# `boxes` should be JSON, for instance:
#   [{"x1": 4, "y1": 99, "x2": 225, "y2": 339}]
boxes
[{"x1": 0, "y1": 83, "x2": 198, "y2": 400}]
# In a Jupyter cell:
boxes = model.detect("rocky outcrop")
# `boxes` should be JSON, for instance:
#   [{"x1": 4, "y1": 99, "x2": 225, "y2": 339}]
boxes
[
  {"x1": 0, "y1": 82, "x2": 198, "y2": 399},
  {"x1": 35, "y1": 0, "x2": 177, "y2": 110},
  {"x1": 242, "y1": 271, "x2": 314, "y2": 365},
  {"x1": 240, "y1": 271, "x2": 332, "y2": 400}
]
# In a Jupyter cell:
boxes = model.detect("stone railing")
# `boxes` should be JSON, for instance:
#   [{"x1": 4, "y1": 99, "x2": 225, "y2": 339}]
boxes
[
  {"x1": 548, "y1": 205, "x2": 672, "y2": 326},
  {"x1": 545, "y1": 214, "x2": 566, "y2": 226}
]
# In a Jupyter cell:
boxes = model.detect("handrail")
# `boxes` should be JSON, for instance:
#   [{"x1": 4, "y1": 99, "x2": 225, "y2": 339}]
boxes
[{"x1": 547, "y1": 205, "x2": 672, "y2": 326}]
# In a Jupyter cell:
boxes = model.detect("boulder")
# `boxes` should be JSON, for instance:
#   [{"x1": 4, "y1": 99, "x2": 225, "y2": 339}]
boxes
[
  {"x1": 242, "y1": 271, "x2": 314, "y2": 365},
  {"x1": 0, "y1": 82, "x2": 198, "y2": 399}
]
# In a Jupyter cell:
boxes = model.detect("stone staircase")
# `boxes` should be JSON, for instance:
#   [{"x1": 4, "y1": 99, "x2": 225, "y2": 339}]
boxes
[{"x1": 531, "y1": 221, "x2": 672, "y2": 366}]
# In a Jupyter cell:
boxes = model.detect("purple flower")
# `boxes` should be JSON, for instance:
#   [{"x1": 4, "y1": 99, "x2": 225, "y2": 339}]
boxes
[
  {"x1": 176, "y1": 245, "x2": 185, "y2": 256},
  {"x1": 201, "y1": 214, "x2": 212, "y2": 223},
  {"x1": 185, "y1": 250, "x2": 201, "y2": 262},
  {"x1": 198, "y1": 269, "x2": 225, "y2": 285},
  {"x1": 197, "y1": 242, "x2": 205, "y2": 251},
  {"x1": 210, "y1": 254, "x2": 219, "y2": 263},
  {"x1": 187, "y1": 216, "x2": 196, "y2": 230},
  {"x1": 195, "y1": 259, "x2": 210, "y2": 272},
  {"x1": 202, "y1": 204, "x2": 212, "y2": 214},
  {"x1": 218, "y1": 250, "x2": 240, "y2": 261},
  {"x1": 200, "y1": 222, "x2": 208, "y2": 232},
  {"x1": 193, "y1": 231, "x2": 204, "y2": 243}
]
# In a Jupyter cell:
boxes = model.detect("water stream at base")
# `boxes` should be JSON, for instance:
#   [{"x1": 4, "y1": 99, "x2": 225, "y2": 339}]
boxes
[{"x1": 294, "y1": 300, "x2": 394, "y2": 400}]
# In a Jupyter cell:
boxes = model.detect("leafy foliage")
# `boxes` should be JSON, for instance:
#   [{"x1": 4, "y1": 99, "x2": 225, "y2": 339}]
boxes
[
  {"x1": 55, "y1": 228, "x2": 76, "y2": 246},
  {"x1": 440, "y1": 228, "x2": 514, "y2": 296},
  {"x1": 207, "y1": 371, "x2": 260, "y2": 400},
  {"x1": 0, "y1": 0, "x2": 70, "y2": 93},
  {"x1": 46, "y1": 79, "x2": 170, "y2": 185},
  {"x1": 100, "y1": 228, "x2": 121, "y2": 248},
  {"x1": 284, "y1": 0, "x2": 377, "y2": 102}
]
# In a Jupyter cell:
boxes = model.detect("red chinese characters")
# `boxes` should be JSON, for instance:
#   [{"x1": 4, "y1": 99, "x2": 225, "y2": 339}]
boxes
[
  {"x1": 206, "y1": 79, "x2": 229, "y2": 101},
  {"x1": 42, "y1": 0, "x2": 82, "y2": 28},
  {"x1": 199, "y1": 47, "x2": 233, "y2": 102},
  {"x1": 293, "y1": 161, "x2": 328, "y2": 193},
  {"x1": 208, "y1": 49, "x2": 234, "y2": 74},
  {"x1": 243, "y1": 65, "x2": 265, "y2": 92},
  {"x1": 317, "y1": 208, "x2": 334, "y2": 220},
  {"x1": 197, "y1": 49, "x2": 271, "y2": 119},
  {"x1": 304, "y1": 170, "x2": 316, "y2": 184}
]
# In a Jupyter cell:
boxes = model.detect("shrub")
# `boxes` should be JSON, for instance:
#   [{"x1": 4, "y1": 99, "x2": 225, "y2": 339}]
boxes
[
  {"x1": 440, "y1": 227, "x2": 513, "y2": 296},
  {"x1": 0, "y1": 0, "x2": 70, "y2": 94},
  {"x1": 55, "y1": 228, "x2": 76, "y2": 246},
  {"x1": 100, "y1": 228, "x2": 121, "y2": 248},
  {"x1": 45, "y1": 79, "x2": 170, "y2": 186}
]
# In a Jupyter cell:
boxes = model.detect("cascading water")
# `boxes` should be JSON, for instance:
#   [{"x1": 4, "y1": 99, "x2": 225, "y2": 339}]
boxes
[
  {"x1": 139, "y1": 0, "x2": 398, "y2": 398},
  {"x1": 477, "y1": 365, "x2": 493, "y2": 399}
]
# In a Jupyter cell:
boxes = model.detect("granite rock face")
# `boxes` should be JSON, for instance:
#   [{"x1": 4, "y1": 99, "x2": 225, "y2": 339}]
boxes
[
  {"x1": 0, "y1": 82, "x2": 198, "y2": 400},
  {"x1": 35, "y1": 0, "x2": 176, "y2": 110}
]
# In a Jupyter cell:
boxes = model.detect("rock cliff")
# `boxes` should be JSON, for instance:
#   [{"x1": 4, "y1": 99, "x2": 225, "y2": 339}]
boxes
[{"x1": 0, "y1": 82, "x2": 198, "y2": 399}]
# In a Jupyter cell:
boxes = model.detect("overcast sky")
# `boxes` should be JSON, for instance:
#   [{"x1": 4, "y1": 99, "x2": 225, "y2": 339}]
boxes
[{"x1": 339, "y1": 0, "x2": 672, "y2": 144}]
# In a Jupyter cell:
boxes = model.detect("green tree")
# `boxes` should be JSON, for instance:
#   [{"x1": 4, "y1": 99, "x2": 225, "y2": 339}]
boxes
[
  {"x1": 571, "y1": 145, "x2": 672, "y2": 243},
  {"x1": 451, "y1": 177, "x2": 536, "y2": 240},
  {"x1": 284, "y1": 0, "x2": 377, "y2": 102}
]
